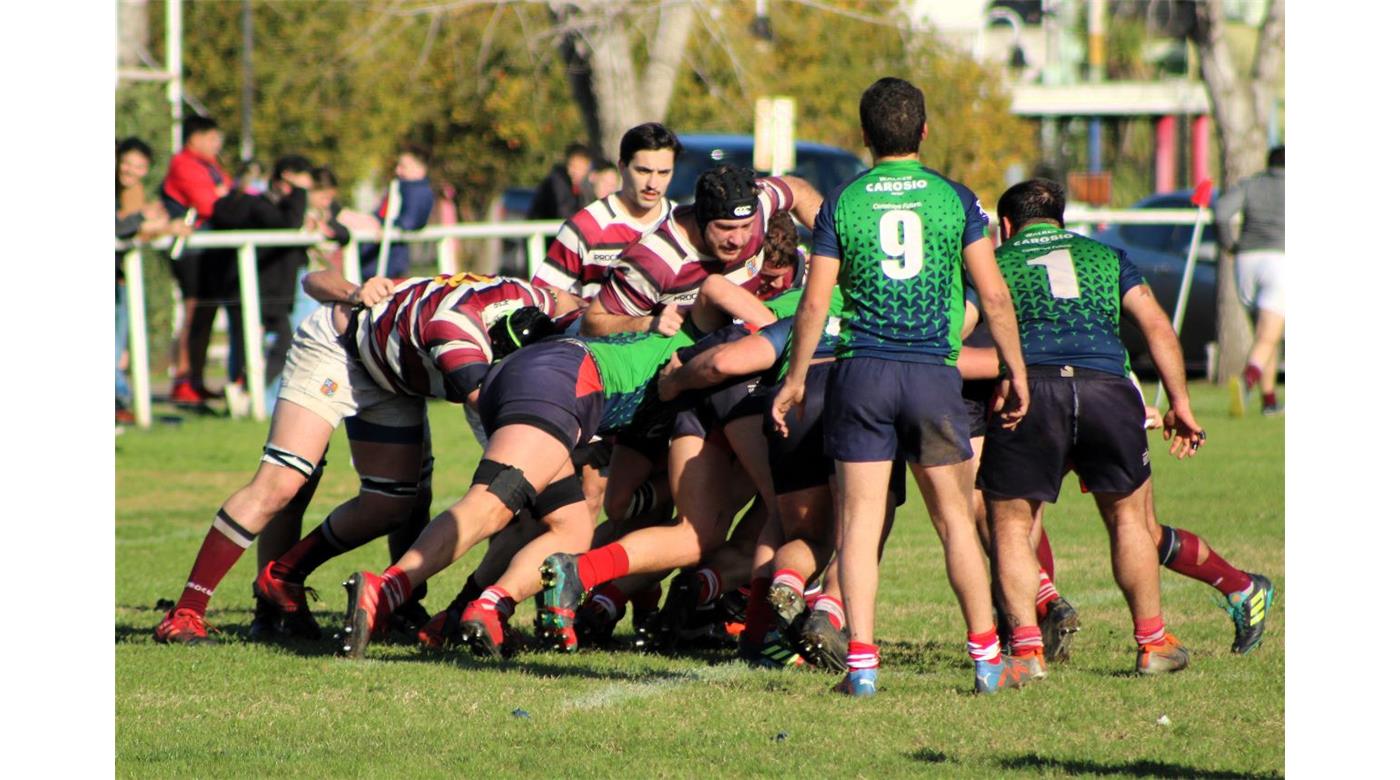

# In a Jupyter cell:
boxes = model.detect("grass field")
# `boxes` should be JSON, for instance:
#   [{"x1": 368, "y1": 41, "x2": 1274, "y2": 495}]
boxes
[{"x1": 115, "y1": 382, "x2": 1283, "y2": 778}]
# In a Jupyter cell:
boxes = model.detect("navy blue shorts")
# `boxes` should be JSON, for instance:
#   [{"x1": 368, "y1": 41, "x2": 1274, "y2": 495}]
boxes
[
  {"x1": 824, "y1": 358, "x2": 972, "y2": 466},
  {"x1": 977, "y1": 367, "x2": 1150, "y2": 503},
  {"x1": 672, "y1": 376, "x2": 764, "y2": 440},
  {"x1": 478, "y1": 340, "x2": 604, "y2": 451},
  {"x1": 767, "y1": 362, "x2": 906, "y2": 505},
  {"x1": 962, "y1": 378, "x2": 998, "y2": 439}
]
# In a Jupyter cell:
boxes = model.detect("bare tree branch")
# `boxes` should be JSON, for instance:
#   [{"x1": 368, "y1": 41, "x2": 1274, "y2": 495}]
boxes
[
  {"x1": 1249, "y1": 0, "x2": 1284, "y2": 133},
  {"x1": 639, "y1": 0, "x2": 696, "y2": 120}
]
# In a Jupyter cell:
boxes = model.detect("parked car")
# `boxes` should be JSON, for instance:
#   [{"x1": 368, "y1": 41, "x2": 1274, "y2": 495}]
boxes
[
  {"x1": 1089, "y1": 190, "x2": 1218, "y2": 376},
  {"x1": 491, "y1": 134, "x2": 867, "y2": 276}
]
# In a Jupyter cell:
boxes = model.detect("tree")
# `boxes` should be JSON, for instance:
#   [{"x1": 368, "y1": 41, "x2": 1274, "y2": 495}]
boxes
[{"x1": 1189, "y1": 0, "x2": 1285, "y2": 381}]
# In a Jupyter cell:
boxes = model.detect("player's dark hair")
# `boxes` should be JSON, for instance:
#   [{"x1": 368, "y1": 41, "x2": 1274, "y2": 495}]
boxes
[
  {"x1": 591, "y1": 157, "x2": 618, "y2": 174},
  {"x1": 311, "y1": 166, "x2": 339, "y2": 190},
  {"x1": 1267, "y1": 145, "x2": 1284, "y2": 168},
  {"x1": 399, "y1": 142, "x2": 432, "y2": 167},
  {"x1": 618, "y1": 122, "x2": 683, "y2": 166},
  {"x1": 997, "y1": 178, "x2": 1067, "y2": 233},
  {"x1": 762, "y1": 211, "x2": 800, "y2": 270},
  {"x1": 272, "y1": 154, "x2": 313, "y2": 181},
  {"x1": 117, "y1": 137, "x2": 154, "y2": 163},
  {"x1": 565, "y1": 142, "x2": 591, "y2": 161},
  {"x1": 859, "y1": 77, "x2": 926, "y2": 158},
  {"x1": 182, "y1": 114, "x2": 219, "y2": 143}
]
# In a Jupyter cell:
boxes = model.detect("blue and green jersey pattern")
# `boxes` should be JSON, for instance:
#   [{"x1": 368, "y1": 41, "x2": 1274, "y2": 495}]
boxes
[
  {"x1": 583, "y1": 326, "x2": 697, "y2": 433},
  {"x1": 993, "y1": 224, "x2": 1146, "y2": 376},
  {"x1": 811, "y1": 160, "x2": 989, "y2": 365}
]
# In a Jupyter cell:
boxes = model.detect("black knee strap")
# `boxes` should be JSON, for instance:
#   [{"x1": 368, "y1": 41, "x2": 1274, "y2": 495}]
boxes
[
  {"x1": 360, "y1": 474, "x2": 420, "y2": 498},
  {"x1": 1157, "y1": 525, "x2": 1181, "y2": 566},
  {"x1": 262, "y1": 445, "x2": 317, "y2": 479},
  {"x1": 624, "y1": 481, "x2": 657, "y2": 521},
  {"x1": 534, "y1": 476, "x2": 586, "y2": 517},
  {"x1": 472, "y1": 459, "x2": 537, "y2": 514}
]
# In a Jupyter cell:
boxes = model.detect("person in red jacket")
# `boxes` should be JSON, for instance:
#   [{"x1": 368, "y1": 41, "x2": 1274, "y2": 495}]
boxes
[{"x1": 161, "y1": 115, "x2": 233, "y2": 405}]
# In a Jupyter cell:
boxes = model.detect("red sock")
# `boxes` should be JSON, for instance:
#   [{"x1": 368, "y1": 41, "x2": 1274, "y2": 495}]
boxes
[
  {"x1": 577, "y1": 544, "x2": 630, "y2": 591},
  {"x1": 273, "y1": 522, "x2": 356, "y2": 583},
  {"x1": 695, "y1": 567, "x2": 722, "y2": 605},
  {"x1": 474, "y1": 585, "x2": 516, "y2": 618},
  {"x1": 1159, "y1": 526, "x2": 1252, "y2": 596},
  {"x1": 174, "y1": 510, "x2": 256, "y2": 616},
  {"x1": 1011, "y1": 625, "x2": 1044, "y2": 657},
  {"x1": 1261, "y1": 391, "x2": 1277, "y2": 408},
  {"x1": 381, "y1": 566, "x2": 413, "y2": 613},
  {"x1": 1035, "y1": 531, "x2": 1055, "y2": 581},
  {"x1": 847, "y1": 641, "x2": 880, "y2": 671},
  {"x1": 740, "y1": 577, "x2": 775, "y2": 645},
  {"x1": 771, "y1": 568, "x2": 805, "y2": 596},
  {"x1": 590, "y1": 584, "x2": 629, "y2": 620},
  {"x1": 812, "y1": 595, "x2": 845, "y2": 630},
  {"x1": 1035, "y1": 568, "x2": 1061, "y2": 619},
  {"x1": 1242, "y1": 363, "x2": 1262, "y2": 390},
  {"x1": 1133, "y1": 615, "x2": 1165, "y2": 648},
  {"x1": 966, "y1": 628, "x2": 1002, "y2": 664},
  {"x1": 632, "y1": 583, "x2": 662, "y2": 614}
]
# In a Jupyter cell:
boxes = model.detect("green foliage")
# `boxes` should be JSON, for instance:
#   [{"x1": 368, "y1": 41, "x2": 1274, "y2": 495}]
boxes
[
  {"x1": 116, "y1": 383, "x2": 1283, "y2": 777},
  {"x1": 116, "y1": 81, "x2": 178, "y2": 372}
]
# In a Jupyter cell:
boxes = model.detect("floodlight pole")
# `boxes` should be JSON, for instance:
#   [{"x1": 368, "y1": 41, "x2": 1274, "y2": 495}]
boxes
[{"x1": 167, "y1": 0, "x2": 183, "y2": 154}]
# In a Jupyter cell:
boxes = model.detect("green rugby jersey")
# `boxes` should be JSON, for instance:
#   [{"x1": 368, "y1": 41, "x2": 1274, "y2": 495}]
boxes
[
  {"x1": 582, "y1": 326, "x2": 697, "y2": 433},
  {"x1": 993, "y1": 224, "x2": 1146, "y2": 376},
  {"x1": 811, "y1": 160, "x2": 989, "y2": 365}
]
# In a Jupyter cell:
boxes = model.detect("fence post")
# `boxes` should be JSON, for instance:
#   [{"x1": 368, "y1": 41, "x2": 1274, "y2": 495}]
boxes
[
  {"x1": 526, "y1": 230, "x2": 546, "y2": 280},
  {"x1": 123, "y1": 247, "x2": 152, "y2": 429},
  {"x1": 344, "y1": 238, "x2": 362, "y2": 284},
  {"x1": 437, "y1": 236, "x2": 455, "y2": 276},
  {"x1": 236, "y1": 241, "x2": 268, "y2": 420}
]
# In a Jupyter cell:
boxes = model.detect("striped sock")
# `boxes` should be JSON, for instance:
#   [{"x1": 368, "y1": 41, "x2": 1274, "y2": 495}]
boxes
[
  {"x1": 590, "y1": 584, "x2": 629, "y2": 621},
  {"x1": 382, "y1": 566, "x2": 413, "y2": 613},
  {"x1": 1133, "y1": 615, "x2": 1166, "y2": 648},
  {"x1": 475, "y1": 585, "x2": 516, "y2": 619},
  {"x1": 812, "y1": 595, "x2": 846, "y2": 631},
  {"x1": 175, "y1": 509, "x2": 256, "y2": 615},
  {"x1": 1011, "y1": 625, "x2": 1044, "y2": 657},
  {"x1": 967, "y1": 628, "x2": 1002, "y2": 664},
  {"x1": 695, "y1": 567, "x2": 722, "y2": 605},
  {"x1": 1035, "y1": 568, "x2": 1061, "y2": 619},
  {"x1": 771, "y1": 568, "x2": 806, "y2": 596},
  {"x1": 847, "y1": 641, "x2": 880, "y2": 671}
]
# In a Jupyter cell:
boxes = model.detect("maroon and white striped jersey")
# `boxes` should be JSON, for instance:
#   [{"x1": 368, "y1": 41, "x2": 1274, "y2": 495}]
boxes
[
  {"x1": 531, "y1": 193, "x2": 673, "y2": 300},
  {"x1": 594, "y1": 177, "x2": 795, "y2": 316},
  {"x1": 352, "y1": 273, "x2": 555, "y2": 402}
]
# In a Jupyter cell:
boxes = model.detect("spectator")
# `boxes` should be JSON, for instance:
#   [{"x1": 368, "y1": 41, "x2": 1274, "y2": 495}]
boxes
[
  {"x1": 304, "y1": 166, "x2": 355, "y2": 277},
  {"x1": 210, "y1": 154, "x2": 315, "y2": 395},
  {"x1": 160, "y1": 114, "x2": 234, "y2": 405},
  {"x1": 358, "y1": 143, "x2": 435, "y2": 280},
  {"x1": 1214, "y1": 145, "x2": 1285, "y2": 416},
  {"x1": 236, "y1": 159, "x2": 268, "y2": 195},
  {"x1": 116, "y1": 137, "x2": 187, "y2": 424},
  {"x1": 528, "y1": 142, "x2": 592, "y2": 220},
  {"x1": 587, "y1": 158, "x2": 621, "y2": 202}
]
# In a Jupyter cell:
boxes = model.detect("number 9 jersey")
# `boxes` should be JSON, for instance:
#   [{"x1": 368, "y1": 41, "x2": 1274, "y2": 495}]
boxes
[
  {"x1": 811, "y1": 160, "x2": 989, "y2": 366},
  {"x1": 993, "y1": 224, "x2": 1146, "y2": 376}
]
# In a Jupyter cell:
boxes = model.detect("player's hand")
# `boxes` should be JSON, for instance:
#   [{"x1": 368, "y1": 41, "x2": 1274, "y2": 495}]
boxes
[
  {"x1": 657, "y1": 354, "x2": 684, "y2": 402},
  {"x1": 992, "y1": 375, "x2": 1029, "y2": 430},
  {"x1": 351, "y1": 276, "x2": 395, "y2": 307},
  {"x1": 1144, "y1": 405, "x2": 1164, "y2": 430},
  {"x1": 1162, "y1": 406, "x2": 1205, "y2": 459},
  {"x1": 650, "y1": 303, "x2": 684, "y2": 337},
  {"x1": 769, "y1": 378, "x2": 805, "y2": 439}
]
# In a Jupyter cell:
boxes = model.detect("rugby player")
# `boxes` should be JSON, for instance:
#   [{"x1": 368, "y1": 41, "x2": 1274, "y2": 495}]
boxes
[
  {"x1": 153, "y1": 271, "x2": 577, "y2": 644},
  {"x1": 772, "y1": 77, "x2": 1032, "y2": 697},
  {"x1": 980, "y1": 178, "x2": 1207, "y2": 677}
]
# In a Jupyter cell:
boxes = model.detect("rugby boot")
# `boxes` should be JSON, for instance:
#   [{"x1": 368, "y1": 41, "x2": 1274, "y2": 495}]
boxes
[
  {"x1": 1136, "y1": 632, "x2": 1190, "y2": 675},
  {"x1": 832, "y1": 669, "x2": 878, "y2": 698},
  {"x1": 388, "y1": 599, "x2": 432, "y2": 641},
  {"x1": 1223, "y1": 574, "x2": 1275, "y2": 655},
  {"x1": 248, "y1": 597, "x2": 280, "y2": 642},
  {"x1": 795, "y1": 609, "x2": 849, "y2": 673},
  {"x1": 739, "y1": 629, "x2": 805, "y2": 669},
  {"x1": 536, "y1": 553, "x2": 585, "y2": 652},
  {"x1": 575, "y1": 596, "x2": 623, "y2": 649},
  {"x1": 1039, "y1": 597, "x2": 1080, "y2": 664},
  {"x1": 460, "y1": 602, "x2": 512, "y2": 660},
  {"x1": 154, "y1": 607, "x2": 217, "y2": 645},
  {"x1": 416, "y1": 609, "x2": 454, "y2": 650},
  {"x1": 974, "y1": 653, "x2": 1046, "y2": 695},
  {"x1": 252, "y1": 562, "x2": 322, "y2": 640},
  {"x1": 766, "y1": 580, "x2": 806, "y2": 633},
  {"x1": 337, "y1": 571, "x2": 388, "y2": 659}
]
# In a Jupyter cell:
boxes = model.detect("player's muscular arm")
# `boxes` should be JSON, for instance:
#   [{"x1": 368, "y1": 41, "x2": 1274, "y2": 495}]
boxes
[
  {"x1": 692, "y1": 276, "x2": 778, "y2": 333},
  {"x1": 770, "y1": 254, "x2": 838, "y2": 437},
  {"x1": 581, "y1": 297, "x2": 681, "y2": 336},
  {"x1": 658, "y1": 336, "x2": 780, "y2": 402},
  {"x1": 777, "y1": 176, "x2": 823, "y2": 230},
  {"x1": 1122, "y1": 283, "x2": 1204, "y2": 457},
  {"x1": 963, "y1": 237, "x2": 1029, "y2": 426},
  {"x1": 302, "y1": 269, "x2": 395, "y2": 306}
]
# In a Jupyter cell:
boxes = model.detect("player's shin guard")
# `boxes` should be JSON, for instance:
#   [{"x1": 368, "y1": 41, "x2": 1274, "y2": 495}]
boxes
[{"x1": 176, "y1": 509, "x2": 256, "y2": 615}]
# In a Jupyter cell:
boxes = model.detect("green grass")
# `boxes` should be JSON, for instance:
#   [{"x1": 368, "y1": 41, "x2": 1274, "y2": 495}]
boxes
[{"x1": 116, "y1": 383, "x2": 1283, "y2": 778}]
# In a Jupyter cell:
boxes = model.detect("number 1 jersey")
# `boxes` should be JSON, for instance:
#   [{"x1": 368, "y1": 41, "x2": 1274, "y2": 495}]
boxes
[{"x1": 811, "y1": 160, "x2": 989, "y2": 366}]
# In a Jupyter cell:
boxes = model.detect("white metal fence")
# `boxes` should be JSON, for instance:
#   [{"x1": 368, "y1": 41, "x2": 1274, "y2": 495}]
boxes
[{"x1": 115, "y1": 207, "x2": 1208, "y2": 429}]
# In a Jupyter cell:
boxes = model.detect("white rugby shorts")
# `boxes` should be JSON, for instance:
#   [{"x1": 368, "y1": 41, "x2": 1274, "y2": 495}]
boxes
[{"x1": 1235, "y1": 249, "x2": 1284, "y2": 315}]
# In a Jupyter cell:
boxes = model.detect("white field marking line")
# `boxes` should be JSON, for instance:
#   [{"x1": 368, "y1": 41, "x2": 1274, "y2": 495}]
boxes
[{"x1": 564, "y1": 662, "x2": 750, "y2": 711}]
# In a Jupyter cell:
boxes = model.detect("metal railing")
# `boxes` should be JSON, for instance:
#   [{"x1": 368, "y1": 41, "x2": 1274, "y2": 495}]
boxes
[{"x1": 115, "y1": 207, "x2": 1210, "y2": 429}]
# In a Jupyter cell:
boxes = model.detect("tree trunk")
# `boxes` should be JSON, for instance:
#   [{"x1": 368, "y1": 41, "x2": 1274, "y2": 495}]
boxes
[
  {"x1": 118, "y1": 0, "x2": 150, "y2": 69},
  {"x1": 1190, "y1": 0, "x2": 1284, "y2": 383}
]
